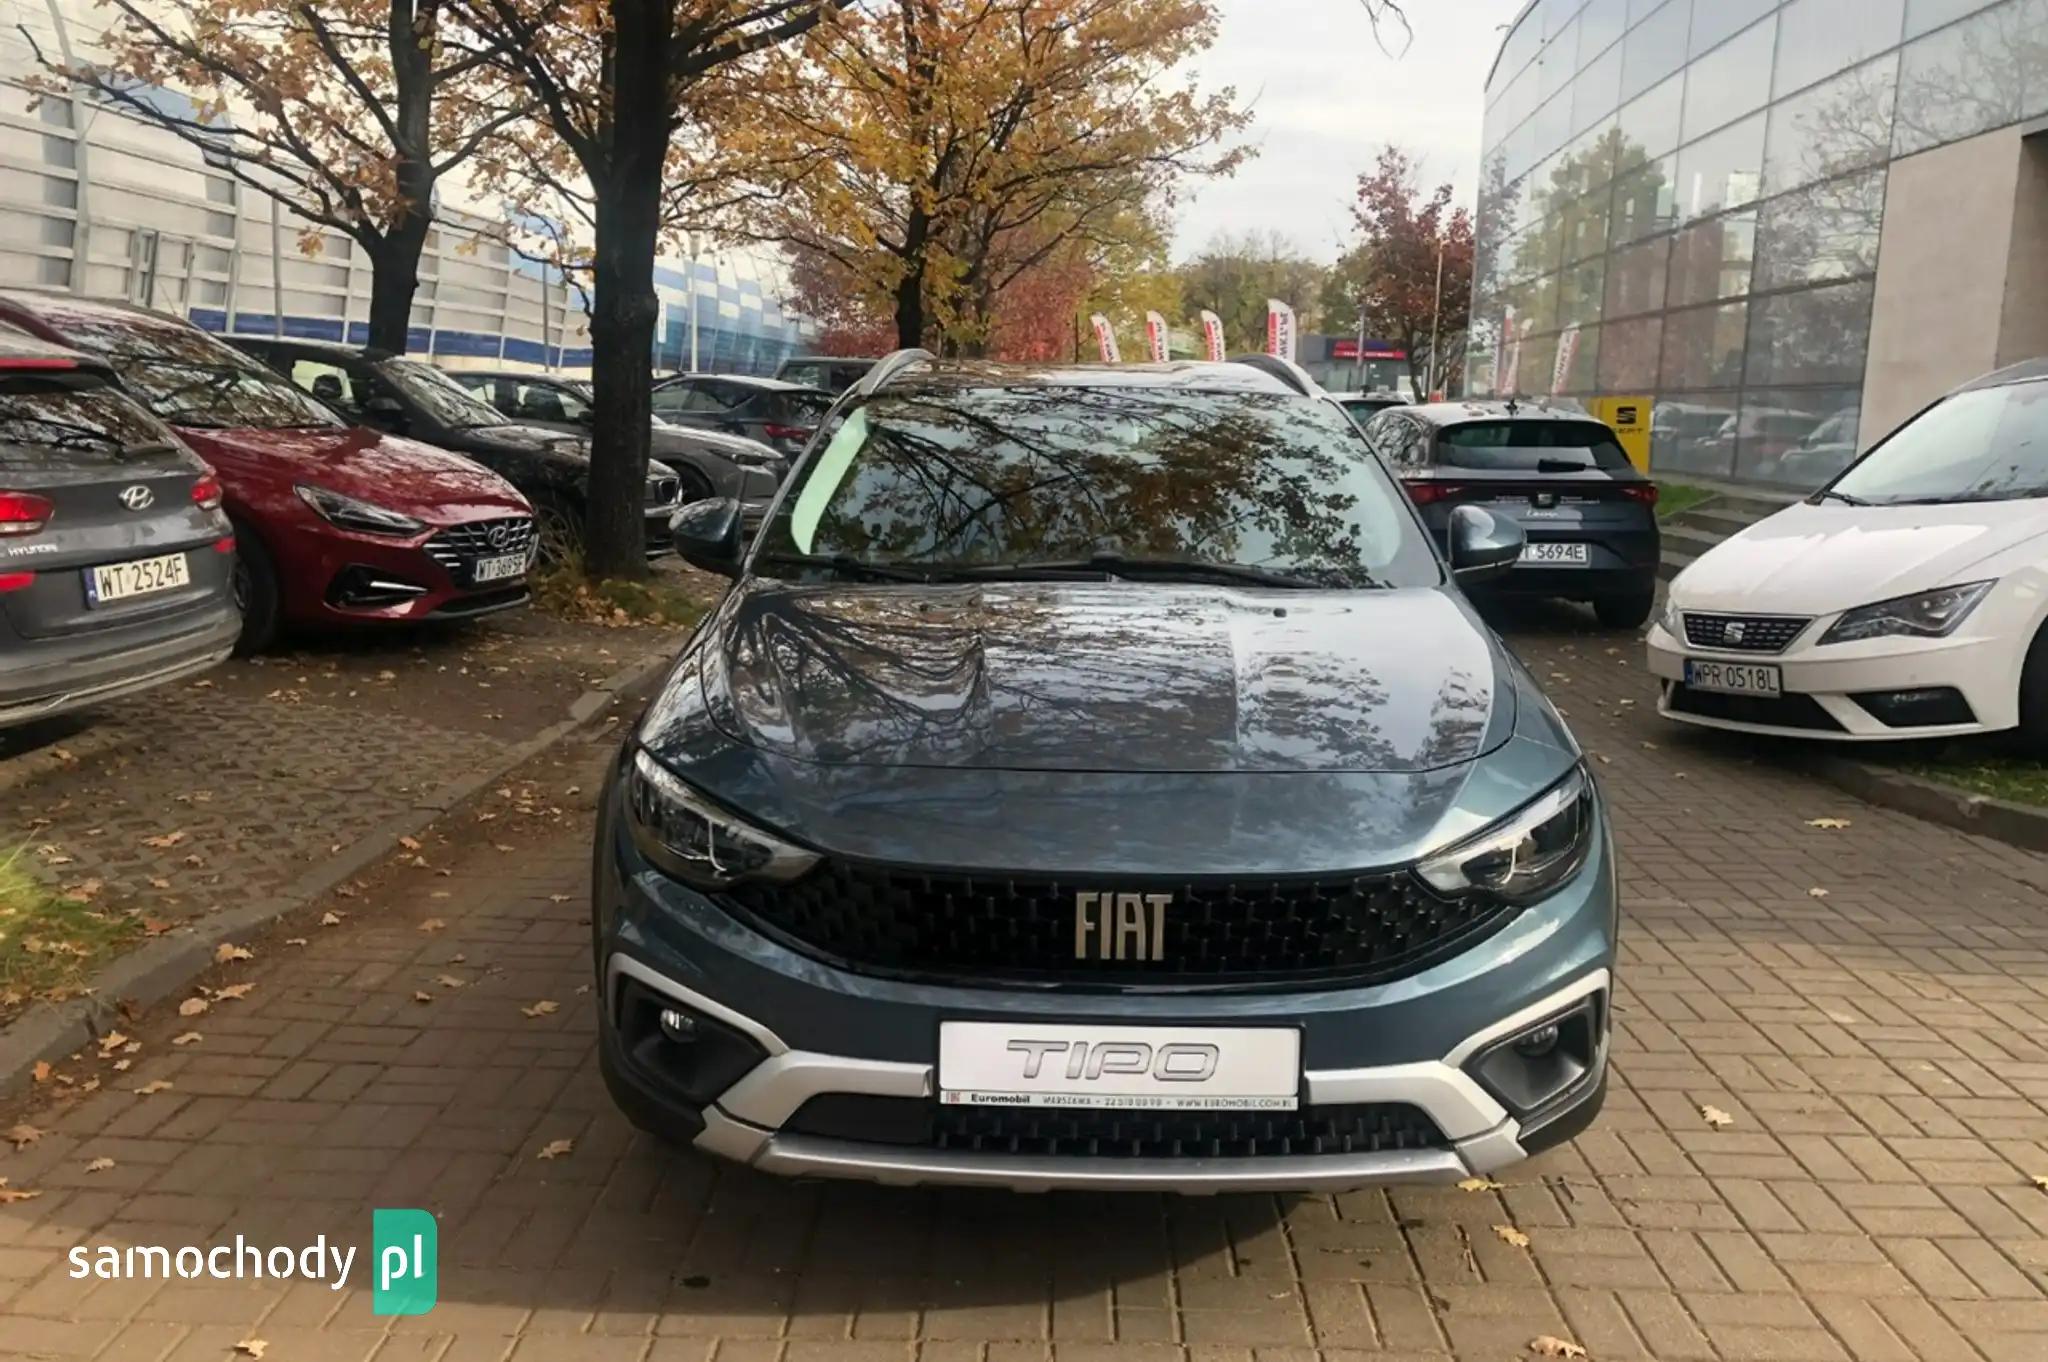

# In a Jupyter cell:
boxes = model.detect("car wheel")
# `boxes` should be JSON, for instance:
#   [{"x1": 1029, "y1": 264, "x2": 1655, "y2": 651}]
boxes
[
  {"x1": 2016, "y1": 625, "x2": 2048, "y2": 754},
  {"x1": 229, "y1": 518, "x2": 281, "y2": 655},
  {"x1": 1594, "y1": 588, "x2": 1656, "y2": 630},
  {"x1": 532, "y1": 493, "x2": 586, "y2": 569}
]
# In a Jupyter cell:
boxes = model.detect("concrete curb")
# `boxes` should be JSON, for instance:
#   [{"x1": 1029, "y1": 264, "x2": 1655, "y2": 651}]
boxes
[
  {"x1": 0, "y1": 643, "x2": 679, "y2": 1096},
  {"x1": 1812, "y1": 756, "x2": 2048, "y2": 855}
]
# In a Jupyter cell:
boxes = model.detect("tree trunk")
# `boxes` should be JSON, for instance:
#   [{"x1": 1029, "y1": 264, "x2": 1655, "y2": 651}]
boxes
[
  {"x1": 361, "y1": 211, "x2": 428, "y2": 353},
  {"x1": 894, "y1": 206, "x2": 930, "y2": 349},
  {"x1": 581, "y1": 0, "x2": 670, "y2": 579}
]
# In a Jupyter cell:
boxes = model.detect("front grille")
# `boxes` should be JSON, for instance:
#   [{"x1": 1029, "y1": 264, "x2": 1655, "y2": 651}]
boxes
[
  {"x1": 647, "y1": 477, "x2": 680, "y2": 507},
  {"x1": 1681, "y1": 612, "x2": 1810, "y2": 654},
  {"x1": 716, "y1": 861, "x2": 1518, "y2": 988},
  {"x1": 1669, "y1": 684, "x2": 1844, "y2": 731},
  {"x1": 424, "y1": 516, "x2": 535, "y2": 584},
  {"x1": 784, "y1": 1094, "x2": 1448, "y2": 1158}
]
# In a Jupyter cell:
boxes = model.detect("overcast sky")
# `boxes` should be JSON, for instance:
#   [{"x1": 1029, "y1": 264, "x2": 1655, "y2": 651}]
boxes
[{"x1": 1172, "y1": 0, "x2": 1526, "y2": 263}]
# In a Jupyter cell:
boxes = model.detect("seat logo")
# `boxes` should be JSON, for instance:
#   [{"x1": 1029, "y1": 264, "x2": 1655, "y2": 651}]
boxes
[
  {"x1": 1075, "y1": 891, "x2": 1169, "y2": 961},
  {"x1": 118, "y1": 485, "x2": 154, "y2": 511},
  {"x1": 1725, "y1": 621, "x2": 1746, "y2": 644},
  {"x1": 1005, "y1": 1039, "x2": 1218, "y2": 1082}
]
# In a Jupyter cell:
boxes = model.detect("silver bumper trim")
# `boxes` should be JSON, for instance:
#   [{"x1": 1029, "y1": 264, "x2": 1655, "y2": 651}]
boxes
[{"x1": 606, "y1": 953, "x2": 1608, "y2": 1190}]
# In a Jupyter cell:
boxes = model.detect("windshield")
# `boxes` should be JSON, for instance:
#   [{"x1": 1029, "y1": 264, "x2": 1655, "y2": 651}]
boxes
[
  {"x1": 118, "y1": 357, "x2": 342, "y2": 430},
  {"x1": 1831, "y1": 380, "x2": 2048, "y2": 504},
  {"x1": 380, "y1": 358, "x2": 510, "y2": 429},
  {"x1": 0, "y1": 374, "x2": 182, "y2": 469},
  {"x1": 1436, "y1": 419, "x2": 1632, "y2": 471},
  {"x1": 754, "y1": 385, "x2": 1439, "y2": 588}
]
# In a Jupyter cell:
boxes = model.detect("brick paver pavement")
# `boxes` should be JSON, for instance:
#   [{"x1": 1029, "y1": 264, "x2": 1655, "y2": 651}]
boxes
[{"x1": 6, "y1": 606, "x2": 2048, "y2": 1361}]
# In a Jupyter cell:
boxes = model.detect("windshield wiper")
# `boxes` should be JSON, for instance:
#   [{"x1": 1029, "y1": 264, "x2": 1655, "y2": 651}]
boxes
[
  {"x1": 1813, "y1": 490, "x2": 1866, "y2": 506},
  {"x1": 960, "y1": 554, "x2": 1327, "y2": 590},
  {"x1": 755, "y1": 552, "x2": 946, "y2": 583}
]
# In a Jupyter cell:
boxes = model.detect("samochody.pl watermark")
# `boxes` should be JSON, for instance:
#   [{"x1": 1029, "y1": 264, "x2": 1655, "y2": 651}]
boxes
[{"x1": 66, "y1": 1208, "x2": 438, "y2": 1315}]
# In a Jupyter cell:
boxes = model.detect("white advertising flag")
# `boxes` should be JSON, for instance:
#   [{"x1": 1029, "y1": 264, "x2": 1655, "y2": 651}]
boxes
[
  {"x1": 1089, "y1": 313, "x2": 1121, "y2": 364},
  {"x1": 1144, "y1": 311, "x2": 1170, "y2": 364},
  {"x1": 1552, "y1": 323, "x2": 1582, "y2": 396},
  {"x1": 1265, "y1": 299, "x2": 1297, "y2": 362},
  {"x1": 1199, "y1": 310, "x2": 1226, "y2": 362}
]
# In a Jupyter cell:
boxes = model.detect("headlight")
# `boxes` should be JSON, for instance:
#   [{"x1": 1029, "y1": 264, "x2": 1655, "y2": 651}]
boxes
[
  {"x1": 1819, "y1": 581, "x2": 1994, "y2": 645},
  {"x1": 294, "y1": 484, "x2": 426, "y2": 537},
  {"x1": 1418, "y1": 768, "x2": 1593, "y2": 904},
  {"x1": 625, "y1": 749, "x2": 817, "y2": 889},
  {"x1": 1658, "y1": 596, "x2": 1684, "y2": 640}
]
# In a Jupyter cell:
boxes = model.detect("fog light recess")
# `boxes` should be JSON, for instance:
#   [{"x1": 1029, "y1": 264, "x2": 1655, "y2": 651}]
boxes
[
  {"x1": 614, "y1": 978, "x2": 763, "y2": 1106},
  {"x1": 1467, "y1": 994, "x2": 1603, "y2": 1121}
]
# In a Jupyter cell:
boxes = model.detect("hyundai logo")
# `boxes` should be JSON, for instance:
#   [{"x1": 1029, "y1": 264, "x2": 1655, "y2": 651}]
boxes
[
  {"x1": 485, "y1": 523, "x2": 512, "y2": 550},
  {"x1": 118, "y1": 485, "x2": 154, "y2": 511}
]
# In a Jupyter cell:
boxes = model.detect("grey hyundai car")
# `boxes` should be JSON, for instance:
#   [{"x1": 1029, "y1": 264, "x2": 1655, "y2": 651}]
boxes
[
  {"x1": 1, "y1": 336, "x2": 239, "y2": 727},
  {"x1": 591, "y1": 353, "x2": 1616, "y2": 1191}
]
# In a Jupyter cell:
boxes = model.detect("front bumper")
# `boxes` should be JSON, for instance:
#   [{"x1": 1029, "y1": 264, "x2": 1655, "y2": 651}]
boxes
[
  {"x1": 1646, "y1": 619, "x2": 2015, "y2": 740},
  {"x1": 283, "y1": 515, "x2": 537, "y2": 628},
  {"x1": 593, "y1": 782, "x2": 1617, "y2": 1192}
]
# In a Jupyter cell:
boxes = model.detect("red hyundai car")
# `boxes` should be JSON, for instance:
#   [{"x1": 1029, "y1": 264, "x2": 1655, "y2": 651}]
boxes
[{"x1": 0, "y1": 292, "x2": 536, "y2": 651}]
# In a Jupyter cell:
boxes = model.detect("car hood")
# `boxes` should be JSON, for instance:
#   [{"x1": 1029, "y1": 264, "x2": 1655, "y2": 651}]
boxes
[
  {"x1": 179, "y1": 425, "x2": 529, "y2": 517},
  {"x1": 696, "y1": 580, "x2": 1515, "y2": 774},
  {"x1": 1676, "y1": 499, "x2": 2048, "y2": 613}
]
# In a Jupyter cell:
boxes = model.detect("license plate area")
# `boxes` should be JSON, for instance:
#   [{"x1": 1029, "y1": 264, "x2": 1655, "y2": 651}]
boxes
[
  {"x1": 938, "y1": 1021, "x2": 1300, "y2": 1110},
  {"x1": 1519, "y1": 542, "x2": 1589, "y2": 565},
  {"x1": 471, "y1": 551, "x2": 529, "y2": 584},
  {"x1": 84, "y1": 552, "x2": 191, "y2": 606},
  {"x1": 1684, "y1": 659, "x2": 1783, "y2": 697}
]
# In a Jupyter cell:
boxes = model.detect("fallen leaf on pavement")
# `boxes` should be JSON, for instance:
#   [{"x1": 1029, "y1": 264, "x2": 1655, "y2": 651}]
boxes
[
  {"x1": 178, "y1": 996, "x2": 210, "y2": 1017},
  {"x1": 1457, "y1": 1177, "x2": 1504, "y2": 1192},
  {"x1": 0, "y1": 1186, "x2": 42, "y2": 1204},
  {"x1": 171, "y1": 1033, "x2": 202, "y2": 1047},
  {"x1": 548, "y1": 894, "x2": 572, "y2": 904},
  {"x1": 141, "y1": 918, "x2": 174, "y2": 936},
  {"x1": 399, "y1": 836, "x2": 422, "y2": 851},
  {"x1": 435, "y1": 975, "x2": 464, "y2": 989},
  {"x1": 521, "y1": 1000, "x2": 559, "y2": 1019},
  {"x1": 320, "y1": 912, "x2": 343, "y2": 926},
  {"x1": 97, "y1": 1031, "x2": 128, "y2": 1055},
  {"x1": 1701, "y1": 1104, "x2": 1734, "y2": 1129},
  {"x1": 215, "y1": 943, "x2": 253, "y2": 964},
  {"x1": 112, "y1": 1060, "x2": 131, "y2": 1073},
  {"x1": 2032, "y1": 1174, "x2": 2048, "y2": 1191},
  {"x1": 1529, "y1": 1338, "x2": 1588, "y2": 1359},
  {"x1": 536, "y1": 1139, "x2": 574, "y2": 1160},
  {"x1": 213, "y1": 983, "x2": 254, "y2": 1002},
  {"x1": 85, "y1": 1157, "x2": 115, "y2": 1173},
  {"x1": 413, "y1": 991, "x2": 433, "y2": 1004},
  {"x1": 1805, "y1": 817, "x2": 1852, "y2": 830},
  {"x1": 31, "y1": 1062, "x2": 51, "y2": 1084},
  {"x1": 147, "y1": 877, "x2": 171, "y2": 890},
  {"x1": 1494, "y1": 1224, "x2": 1531, "y2": 1248},
  {"x1": 234, "y1": 1341, "x2": 268, "y2": 1359},
  {"x1": 135, "y1": 1080, "x2": 173, "y2": 1096},
  {"x1": 1808, "y1": 887, "x2": 1829, "y2": 898},
  {"x1": 418, "y1": 918, "x2": 446, "y2": 933},
  {"x1": 141, "y1": 830, "x2": 187, "y2": 848},
  {"x1": 285, "y1": 938, "x2": 307, "y2": 947},
  {"x1": 6, "y1": 1123, "x2": 43, "y2": 1150}
]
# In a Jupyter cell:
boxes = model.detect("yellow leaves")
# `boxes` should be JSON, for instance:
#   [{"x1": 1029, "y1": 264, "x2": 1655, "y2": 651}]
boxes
[
  {"x1": 215, "y1": 943, "x2": 254, "y2": 964},
  {"x1": 213, "y1": 983, "x2": 255, "y2": 1002},
  {"x1": 178, "y1": 996, "x2": 210, "y2": 1018},
  {"x1": 172, "y1": 1032, "x2": 203, "y2": 1047},
  {"x1": 536, "y1": 1138, "x2": 574, "y2": 1161},
  {"x1": 1805, "y1": 817, "x2": 1853, "y2": 830},
  {"x1": 1701, "y1": 1104, "x2": 1735, "y2": 1129},
  {"x1": 1494, "y1": 1224, "x2": 1531, "y2": 1249},
  {"x1": 85, "y1": 1157, "x2": 116, "y2": 1174},
  {"x1": 135, "y1": 1080, "x2": 174, "y2": 1096},
  {"x1": 1529, "y1": 1339, "x2": 1588, "y2": 1359},
  {"x1": 141, "y1": 830, "x2": 187, "y2": 849},
  {"x1": 6, "y1": 1123, "x2": 43, "y2": 1150},
  {"x1": 0, "y1": 1183, "x2": 43, "y2": 1205},
  {"x1": 521, "y1": 1000, "x2": 559, "y2": 1019},
  {"x1": 1457, "y1": 1177, "x2": 1504, "y2": 1192}
]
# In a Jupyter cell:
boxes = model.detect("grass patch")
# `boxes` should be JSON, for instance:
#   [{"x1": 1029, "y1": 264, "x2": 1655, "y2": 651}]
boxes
[
  {"x1": 531, "y1": 561, "x2": 712, "y2": 630},
  {"x1": 0, "y1": 846, "x2": 142, "y2": 1018},
  {"x1": 1892, "y1": 754, "x2": 2048, "y2": 807},
  {"x1": 1657, "y1": 482, "x2": 1716, "y2": 520}
]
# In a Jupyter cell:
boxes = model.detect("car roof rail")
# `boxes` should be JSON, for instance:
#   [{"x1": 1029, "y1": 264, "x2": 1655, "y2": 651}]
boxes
[
  {"x1": 1226, "y1": 353, "x2": 1323, "y2": 397},
  {"x1": 853, "y1": 348, "x2": 935, "y2": 397}
]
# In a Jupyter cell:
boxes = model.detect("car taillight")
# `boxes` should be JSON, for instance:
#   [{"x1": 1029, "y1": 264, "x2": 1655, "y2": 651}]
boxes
[
  {"x1": 0, "y1": 571, "x2": 33, "y2": 593},
  {"x1": 191, "y1": 473, "x2": 224, "y2": 510},
  {"x1": 0, "y1": 490, "x2": 53, "y2": 536},
  {"x1": 761, "y1": 423, "x2": 812, "y2": 443},
  {"x1": 1402, "y1": 480, "x2": 1465, "y2": 506},
  {"x1": 1618, "y1": 484, "x2": 1659, "y2": 506},
  {"x1": 214, "y1": 536, "x2": 236, "y2": 554}
]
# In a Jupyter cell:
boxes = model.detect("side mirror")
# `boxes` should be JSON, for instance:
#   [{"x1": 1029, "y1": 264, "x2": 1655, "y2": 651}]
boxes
[
  {"x1": 670, "y1": 496, "x2": 743, "y2": 577},
  {"x1": 575, "y1": 408, "x2": 595, "y2": 426},
  {"x1": 1447, "y1": 504, "x2": 1525, "y2": 584},
  {"x1": 362, "y1": 395, "x2": 406, "y2": 431}
]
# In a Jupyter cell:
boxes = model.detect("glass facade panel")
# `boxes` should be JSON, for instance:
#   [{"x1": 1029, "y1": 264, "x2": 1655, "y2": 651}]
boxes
[
  {"x1": 1660, "y1": 300, "x2": 1749, "y2": 388},
  {"x1": 1680, "y1": 17, "x2": 1776, "y2": 142},
  {"x1": 1673, "y1": 113, "x2": 1765, "y2": 220},
  {"x1": 1667, "y1": 211, "x2": 1756, "y2": 307},
  {"x1": 1893, "y1": 2, "x2": 2047, "y2": 157},
  {"x1": 1475, "y1": 0, "x2": 2048, "y2": 489},
  {"x1": 1753, "y1": 169, "x2": 1885, "y2": 290},
  {"x1": 1743, "y1": 280, "x2": 1876, "y2": 387},
  {"x1": 1621, "y1": 1, "x2": 1692, "y2": 104},
  {"x1": 1761, "y1": 56, "x2": 1900, "y2": 198},
  {"x1": 1774, "y1": 0, "x2": 1906, "y2": 99}
]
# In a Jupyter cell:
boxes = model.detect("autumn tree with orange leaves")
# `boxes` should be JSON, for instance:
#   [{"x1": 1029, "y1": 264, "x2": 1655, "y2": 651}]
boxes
[
  {"x1": 30, "y1": 1, "x2": 525, "y2": 353},
  {"x1": 749, "y1": 0, "x2": 1247, "y2": 355}
]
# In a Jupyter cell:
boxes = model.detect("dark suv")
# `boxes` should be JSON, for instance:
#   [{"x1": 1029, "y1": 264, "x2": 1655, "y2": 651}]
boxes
[
  {"x1": 1360, "y1": 402, "x2": 1660, "y2": 628},
  {"x1": 590, "y1": 352, "x2": 1617, "y2": 1191},
  {"x1": 0, "y1": 338, "x2": 238, "y2": 726}
]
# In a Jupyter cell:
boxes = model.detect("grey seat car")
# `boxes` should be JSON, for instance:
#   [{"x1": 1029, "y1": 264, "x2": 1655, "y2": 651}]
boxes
[
  {"x1": 1, "y1": 337, "x2": 238, "y2": 728},
  {"x1": 590, "y1": 352, "x2": 1616, "y2": 1191}
]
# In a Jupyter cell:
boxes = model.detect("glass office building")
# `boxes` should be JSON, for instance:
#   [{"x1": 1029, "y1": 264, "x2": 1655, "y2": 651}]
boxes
[{"x1": 1468, "y1": 0, "x2": 2048, "y2": 487}]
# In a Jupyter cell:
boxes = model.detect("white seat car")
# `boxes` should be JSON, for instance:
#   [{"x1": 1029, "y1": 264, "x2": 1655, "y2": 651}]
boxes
[{"x1": 1648, "y1": 359, "x2": 2048, "y2": 743}]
